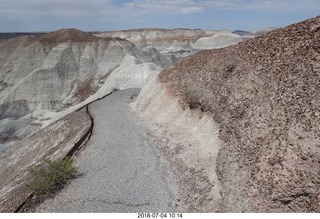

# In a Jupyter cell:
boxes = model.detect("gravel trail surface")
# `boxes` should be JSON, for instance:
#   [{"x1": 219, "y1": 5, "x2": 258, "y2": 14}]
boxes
[{"x1": 37, "y1": 89, "x2": 177, "y2": 212}]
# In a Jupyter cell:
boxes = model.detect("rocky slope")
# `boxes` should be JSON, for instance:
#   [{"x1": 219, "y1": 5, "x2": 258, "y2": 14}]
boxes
[
  {"x1": 133, "y1": 16, "x2": 320, "y2": 212},
  {"x1": 0, "y1": 108, "x2": 92, "y2": 212},
  {"x1": 0, "y1": 28, "x2": 173, "y2": 153}
]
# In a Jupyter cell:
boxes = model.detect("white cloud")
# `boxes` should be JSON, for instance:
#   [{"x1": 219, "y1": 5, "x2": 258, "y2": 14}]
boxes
[
  {"x1": 124, "y1": 0, "x2": 204, "y2": 14},
  {"x1": 223, "y1": 0, "x2": 320, "y2": 11},
  {"x1": 123, "y1": 0, "x2": 320, "y2": 13},
  {"x1": 0, "y1": 0, "x2": 318, "y2": 31},
  {"x1": 0, "y1": 0, "x2": 318, "y2": 20}
]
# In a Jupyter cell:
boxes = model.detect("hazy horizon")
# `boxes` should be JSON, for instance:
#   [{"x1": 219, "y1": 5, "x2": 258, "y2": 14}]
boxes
[{"x1": 0, "y1": 0, "x2": 319, "y2": 32}]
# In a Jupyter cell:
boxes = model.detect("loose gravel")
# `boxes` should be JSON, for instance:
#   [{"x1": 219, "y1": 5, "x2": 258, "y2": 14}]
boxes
[{"x1": 36, "y1": 89, "x2": 177, "y2": 212}]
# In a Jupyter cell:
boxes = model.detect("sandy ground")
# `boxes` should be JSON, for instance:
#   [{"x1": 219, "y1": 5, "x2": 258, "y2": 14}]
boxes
[{"x1": 36, "y1": 89, "x2": 177, "y2": 212}]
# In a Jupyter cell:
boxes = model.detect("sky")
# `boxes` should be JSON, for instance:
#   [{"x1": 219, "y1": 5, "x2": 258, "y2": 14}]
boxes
[{"x1": 0, "y1": 0, "x2": 319, "y2": 32}]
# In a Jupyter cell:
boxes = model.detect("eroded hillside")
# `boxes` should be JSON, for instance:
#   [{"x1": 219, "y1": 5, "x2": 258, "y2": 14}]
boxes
[
  {"x1": 134, "y1": 16, "x2": 320, "y2": 212},
  {"x1": 0, "y1": 29, "x2": 173, "y2": 152}
]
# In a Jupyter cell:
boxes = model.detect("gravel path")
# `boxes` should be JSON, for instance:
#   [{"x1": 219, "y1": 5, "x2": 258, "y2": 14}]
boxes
[{"x1": 37, "y1": 89, "x2": 177, "y2": 212}]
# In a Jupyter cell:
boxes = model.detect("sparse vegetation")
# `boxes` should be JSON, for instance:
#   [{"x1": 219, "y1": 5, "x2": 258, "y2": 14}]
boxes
[{"x1": 28, "y1": 157, "x2": 77, "y2": 196}]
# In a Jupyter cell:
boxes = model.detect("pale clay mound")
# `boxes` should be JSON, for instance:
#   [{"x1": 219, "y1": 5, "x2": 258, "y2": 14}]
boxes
[
  {"x1": 134, "y1": 16, "x2": 320, "y2": 212},
  {"x1": 192, "y1": 33, "x2": 244, "y2": 50},
  {"x1": 0, "y1": 29, "x2": 173, "y2": 152},
  {"x1": 132, "y1": 77, "x2": 222, "y2": 212}
]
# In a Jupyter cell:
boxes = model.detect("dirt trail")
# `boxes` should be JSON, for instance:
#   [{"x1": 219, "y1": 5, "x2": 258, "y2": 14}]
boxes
[{"x1": 36, "y1": 89, "x2": 177, "y2": 212}]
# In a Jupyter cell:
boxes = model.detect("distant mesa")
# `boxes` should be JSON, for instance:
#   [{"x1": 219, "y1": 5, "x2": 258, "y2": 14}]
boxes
[
  {"x1": 36, "y1": 28, "x2": 124, "y2": 44},
  {"x1": 0, "y1": 29, "x2": 121, "y2": 44},
  {"x1": 38, "y1": 28, "x2": 93, "y2": 43}
]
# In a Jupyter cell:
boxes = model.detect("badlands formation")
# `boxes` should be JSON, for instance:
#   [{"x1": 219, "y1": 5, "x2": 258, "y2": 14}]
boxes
[
  {"x1": 0, "y1": 16, "x2": 318, "y2": 212},
  {"x1": 0, "y1": 29, "x2": 172, "y2": 154},
  {"x1": 0, "y1": 28, "x2": 247, "y2": 154},
  {"x1": 0, "y1": 27, "x2": 245, "y2": 212}
]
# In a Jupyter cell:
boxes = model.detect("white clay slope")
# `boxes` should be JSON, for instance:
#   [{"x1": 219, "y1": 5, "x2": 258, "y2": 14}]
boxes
[
  {"x1": 192, "y1": 33, "x2": 244, "y2": 50},
  {"x1": 0, "y1": 30, "x2": 173, "y2": 153},
  {"x1": 131, "y1": 76, "x2": 222, "y2": 212}
]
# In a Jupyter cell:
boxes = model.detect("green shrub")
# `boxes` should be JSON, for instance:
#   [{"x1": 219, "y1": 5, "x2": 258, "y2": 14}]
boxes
[{"x1": 28, "y1": 157, "x2": 77, "y2": 196}]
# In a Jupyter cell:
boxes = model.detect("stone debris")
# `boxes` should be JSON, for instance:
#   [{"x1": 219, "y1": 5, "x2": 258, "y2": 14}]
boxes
[{"x1": 152, "y1": 16, "x2": 320, "y2": 212}]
